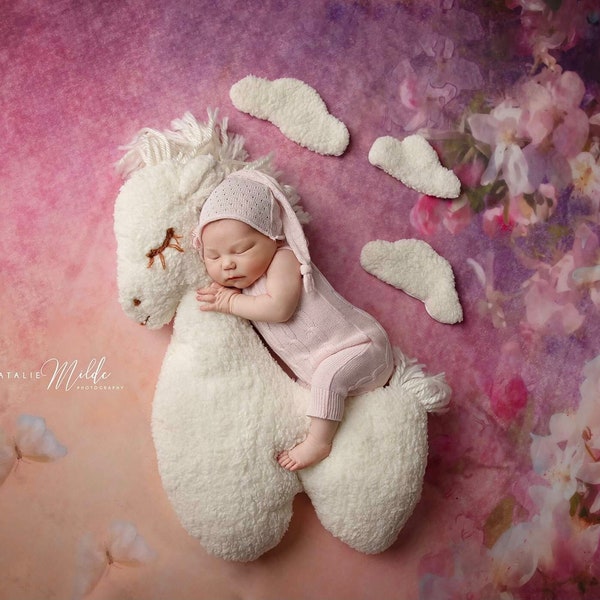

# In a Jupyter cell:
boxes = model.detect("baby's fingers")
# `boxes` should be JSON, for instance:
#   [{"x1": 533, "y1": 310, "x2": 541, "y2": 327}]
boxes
[
  {"x1": 199, "y1": 303, "x2": 218, "y2": 312},
  {"x1": 196, "y1": 285, "x2": 216, "y2": 295},
  {"x1": 196, "y1": 290, "x2": 217, "y2": 305}
]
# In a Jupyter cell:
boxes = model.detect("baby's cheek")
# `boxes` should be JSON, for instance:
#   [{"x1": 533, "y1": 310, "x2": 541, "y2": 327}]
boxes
[{"x1": 205, "y1": 262, "x2": 220, "y2": 281}]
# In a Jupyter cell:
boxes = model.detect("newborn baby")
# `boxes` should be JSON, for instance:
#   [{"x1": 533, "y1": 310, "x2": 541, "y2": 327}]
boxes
[{"x1": 193, "y1": 170, "x2": 393, "y2": 470}]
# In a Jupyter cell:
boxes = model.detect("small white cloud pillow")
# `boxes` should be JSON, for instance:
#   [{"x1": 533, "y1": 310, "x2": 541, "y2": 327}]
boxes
[
  {"x1": 369, "y1": 135, "x2": 461, "y2": 199},
  {"x1": 230, "y1": 75, "x2": 350, "y2": 156},
  {"x1": 361, "y1": 239, "x2": 463, "y2": 324}
]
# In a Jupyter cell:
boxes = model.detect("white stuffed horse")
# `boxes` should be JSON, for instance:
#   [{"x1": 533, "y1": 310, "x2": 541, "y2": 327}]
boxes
[{"x1": 113, "y1": 111, "x2": 450, "y2": 562}]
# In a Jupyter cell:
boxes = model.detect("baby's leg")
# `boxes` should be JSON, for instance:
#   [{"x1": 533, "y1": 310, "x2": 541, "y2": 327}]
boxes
[
  {"x1": 278, "y1": 344, "x2": 370, "y2": 471},
  {"x1": 277, "y1": 417, "x2": 339, "y2": 471},
  {"x1": 278, "y1": 341, "x2": 394, "y2": 471}
]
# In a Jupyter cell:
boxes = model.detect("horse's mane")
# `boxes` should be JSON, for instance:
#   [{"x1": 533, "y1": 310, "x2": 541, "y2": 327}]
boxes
[{"x1": 116, "y1": 110, "x2": 309, "y2": 223}]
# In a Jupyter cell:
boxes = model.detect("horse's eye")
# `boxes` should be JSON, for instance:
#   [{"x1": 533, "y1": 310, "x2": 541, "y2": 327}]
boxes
[
  {"x1": 146, "y1": 228, "x2": 184, "y2": 269},
  {"x1": 133, "y1": 298, "x2": 141, "y2": 306}
]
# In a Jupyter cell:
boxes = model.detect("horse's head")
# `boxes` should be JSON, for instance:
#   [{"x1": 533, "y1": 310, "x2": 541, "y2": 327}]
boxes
[
  {"x1": 113, "y1": 112, "x2": 246, "y2": 329},
  {"x1": 113, "y1": 111, "x2": 308, "y2": 329}
]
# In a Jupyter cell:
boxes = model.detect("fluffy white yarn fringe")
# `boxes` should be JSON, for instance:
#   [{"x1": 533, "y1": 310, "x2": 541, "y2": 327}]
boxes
[{"x1": 392, "y1": 350, "x2": 451, "y2": 413}]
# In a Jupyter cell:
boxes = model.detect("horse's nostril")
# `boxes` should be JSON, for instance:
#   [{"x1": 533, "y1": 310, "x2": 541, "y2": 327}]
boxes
[{"x1": 133, "y1": 298, "x2": 141, "y2": 306}]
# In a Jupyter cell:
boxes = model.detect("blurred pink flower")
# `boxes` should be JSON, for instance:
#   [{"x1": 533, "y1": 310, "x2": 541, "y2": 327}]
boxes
[
  {"x1": 492, "y1": 355, "x2": 600, "y2": 590},
  {"x1": 409, "y1": 194, "x2": 473, "y2": 236},
  {"x1": 485, "y1": 339, "x2": 529, "y2": 422},
  {"x1": 490, "y1": 376, "x2": 529, "y2": 422},
  {"x1": 482, "y1": 206, "x2": 516, "y2": 237},
  {"x1": 455, "y1": 156, "x2": 487, "y2": 188},
  {"x1": 468, "y1": 102, "x2": 534, "y2": 197},
  {"x1": 397, "y1": 59, "x2": 458, "y2": 131},
  {"x1": 482, "y1": 187, "x2": 557, "y2": 238},
  {"x1": 522, "y1": 263, "x2": 585, "y2": 336},
  {"x1": 491, "y1": 519, "x2": 544, "y2": 588},
  {"x1": 467, "y1": 255, "x2": 509, "y2": 328},
  {"x1": 520, "y1": 224, "x2": 600, "y2": 335},
  {"x1": 467, "y1": 69, "x2": 588, "y2": 217},
  {"x1": 531, "y1": 422, "x2": 585, "y2": 500},
  {"x1": 518, "y1": 70, "x2": 588, "y2": 159},
  {"x1": 570, "y1": 152, "x2": 600, "y2": 208},
  {"x1": 419, "y1": 517, "x2": 507, "y2": 600},
  {"x1": 507, "y1": 0, "x2": 599, "y2": 69}
]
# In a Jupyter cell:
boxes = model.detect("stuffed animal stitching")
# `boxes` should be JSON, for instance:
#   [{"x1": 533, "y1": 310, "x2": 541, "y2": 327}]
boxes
[{"x1": 146, "y1": 228, "x2": 184, "y2": 269}]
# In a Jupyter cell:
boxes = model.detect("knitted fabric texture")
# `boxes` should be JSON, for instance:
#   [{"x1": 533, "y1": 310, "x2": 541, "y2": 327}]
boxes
[{"x1": 194, "y1": 176, "x2": 284, "y2": 242}]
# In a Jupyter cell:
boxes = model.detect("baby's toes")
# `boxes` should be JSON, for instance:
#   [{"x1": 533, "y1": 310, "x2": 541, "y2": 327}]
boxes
[{"x1": 277, "y1": 451, "x2": 296, "y2": 471}]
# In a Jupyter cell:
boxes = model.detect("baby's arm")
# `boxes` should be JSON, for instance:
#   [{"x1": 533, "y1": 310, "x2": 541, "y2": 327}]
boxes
[{"x1": 199, "y1": 249, "x2": 302, "y2": 322}]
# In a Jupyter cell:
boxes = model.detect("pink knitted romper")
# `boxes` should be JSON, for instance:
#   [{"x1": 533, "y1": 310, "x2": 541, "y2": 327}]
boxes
[{"x1": 244, "y1": 249, "x2": 394, "y2": 421}]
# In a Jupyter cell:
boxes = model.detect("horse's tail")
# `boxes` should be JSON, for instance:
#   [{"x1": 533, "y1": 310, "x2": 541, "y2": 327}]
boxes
[{"x1": 390, "y1": 348, "x2": 451, "y2": 413}]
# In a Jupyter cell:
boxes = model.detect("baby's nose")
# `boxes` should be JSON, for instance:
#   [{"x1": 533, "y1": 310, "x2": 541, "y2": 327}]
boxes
[{"x1": 223, "y1": 256, "x2": 236, "y2": 269}]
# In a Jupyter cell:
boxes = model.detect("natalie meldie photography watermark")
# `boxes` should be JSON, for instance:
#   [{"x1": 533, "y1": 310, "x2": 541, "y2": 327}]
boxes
[{"x1": 0, "y1": 356, "x2": 125, "y2": 392}]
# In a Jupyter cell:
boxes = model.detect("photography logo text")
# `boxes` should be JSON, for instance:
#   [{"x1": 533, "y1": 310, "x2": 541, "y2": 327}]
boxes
[{"x1": 0, "y1": 357, "x2": 124, "y2": 392}]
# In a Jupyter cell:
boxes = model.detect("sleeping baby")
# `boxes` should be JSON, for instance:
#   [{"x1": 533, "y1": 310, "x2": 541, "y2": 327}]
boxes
[{"x1": 193, "y1": 170, "x2": 393, "y2": 471}]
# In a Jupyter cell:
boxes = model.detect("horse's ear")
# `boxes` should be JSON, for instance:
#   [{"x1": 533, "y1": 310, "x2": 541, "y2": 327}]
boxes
[{"x1": 179, "y1": 155, "x2": 217, "y2": 199}]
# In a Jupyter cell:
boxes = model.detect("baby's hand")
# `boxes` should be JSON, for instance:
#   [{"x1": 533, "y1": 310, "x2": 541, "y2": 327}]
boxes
[{"x1": 196, "y1": 282, "x2": 240, "y2": 314}]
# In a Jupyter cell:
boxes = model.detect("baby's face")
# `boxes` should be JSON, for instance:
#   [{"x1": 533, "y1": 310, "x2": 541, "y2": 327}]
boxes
[{"x1": 201, "y1": 219, "x2": 279, "y2": 289}]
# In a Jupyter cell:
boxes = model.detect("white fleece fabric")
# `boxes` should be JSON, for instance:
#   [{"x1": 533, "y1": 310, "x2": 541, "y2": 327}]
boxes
[
  {"x1": 114, "y1": 112, "x2": 451, "y2": 562},
  {"x1": 369, "y1": 135, "x2": 461, "y2": 199},
  {"x1": 230, "y1": 75, "x2": 350, "y2": 156},
  {"x1": 361, "y1": 239, "x2": 463, "y2": 324}
]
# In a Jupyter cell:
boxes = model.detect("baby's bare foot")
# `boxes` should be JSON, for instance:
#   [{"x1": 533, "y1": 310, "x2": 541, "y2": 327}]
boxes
[{"x1": 277, "y1": 436, "x2": 332, "y2": 471}]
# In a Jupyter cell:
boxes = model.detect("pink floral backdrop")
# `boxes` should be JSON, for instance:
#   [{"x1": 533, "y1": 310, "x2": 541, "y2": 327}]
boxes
[{"x1": 1, "y1": 1, "x2": 600, "y2": 599}]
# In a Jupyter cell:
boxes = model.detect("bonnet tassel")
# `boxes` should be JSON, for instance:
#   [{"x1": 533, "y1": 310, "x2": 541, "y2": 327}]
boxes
[{"x1": 300, "y1": 264, "x2": 315, "y2": 293}]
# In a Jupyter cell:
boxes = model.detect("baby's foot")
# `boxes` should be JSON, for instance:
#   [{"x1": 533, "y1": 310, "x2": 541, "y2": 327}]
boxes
[{"x1": 277, "y1": 436, "x2": 332, "y2": 471}]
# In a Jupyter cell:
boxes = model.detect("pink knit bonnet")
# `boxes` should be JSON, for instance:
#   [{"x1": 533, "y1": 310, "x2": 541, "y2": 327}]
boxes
[{"x1": 193, "y1": 169, "x2": 314, "y2": 291}]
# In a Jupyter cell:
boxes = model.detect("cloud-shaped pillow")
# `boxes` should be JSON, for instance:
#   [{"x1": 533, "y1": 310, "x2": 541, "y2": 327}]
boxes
[
  {"x1": 361, "y1": 239, "x2": 463, "y2": 325},
  {"x1": 369, "y1": 135, "x2": 461, "y2": 199},
  {"x1": 230, "y1": 75, "x2": 349, "y2": 156}
]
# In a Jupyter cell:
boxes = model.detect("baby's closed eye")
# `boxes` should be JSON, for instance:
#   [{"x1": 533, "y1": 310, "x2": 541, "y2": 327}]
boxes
[{"x1": 234, "y1": 244, "x2": 255, "y2": 254}]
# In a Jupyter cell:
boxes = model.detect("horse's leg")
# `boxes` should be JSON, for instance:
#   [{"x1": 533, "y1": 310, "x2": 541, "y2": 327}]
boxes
[
  {"x1": 152, "y1": 290, "x2": 306, "y2": 561},
  {"x1": 298, "y1": 362, "x2": 431, "y2": 554}
]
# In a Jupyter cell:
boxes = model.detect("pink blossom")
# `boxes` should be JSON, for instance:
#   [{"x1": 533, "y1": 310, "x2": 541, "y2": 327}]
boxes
[
  {"x1": 467, "y1": 255, "x2": 509, "y2": 328},
  {"x1": 419, "y1": 518, "x2": 507, "y2": 600},
  {"x1": 534, "y1": 355, "x2": 600, "y2": 511},
  {"x1": 485, "y1": 339, "x2": 530, "y2": 422},
  {"x1": 518, "y1": 70, "x2": 588, "y2": 158},
  {"x1": 467, "y1": 69, "x2": 589, "y2": 211},
  {"x1": 535, "y1": 487, "x2": 600, "y2": 582},
  {"x1": 530, "y1": 426, "x2": 584, "y2": 500},
  {"x1": 396, "y1": 60, "x2": 458, "y2": 131},
  {"x1": 409, "y1": 194, "x2": 473, "y2": 236},
  {"x1": 570, "y1": 152, "x2": 600, "y2": 208},
  {"x1": 508, "y1": 0, "x2": 599, "y2": 69},
  {"x1": 468, "y1": 102, "x2": 535, "y2": 197},
  {"x1": 522, "y1": 265, "x2": 584, "y2": 335},
  {"x1": 482, "y1": 206, "x2": 516, "y2": 238},
  {"x1": 454, "y1": 156, "x2": 486, "y2": 188},
  {"x1": 490, "y1": 376, "x2": 529, "y2": 422},
  {"x1": 491, "y1": 520, "x2": 542, "y2": 588},
  {"x1": 493, "y1": 477, "x2": 600, "y2": 588},
  {"x1": 492, "y1": 356, "x2": 600, "y2": 590},
  {"x1": 519, "y1": 225, "x2": 600, "y2": 335},
  {"x1": 481, "y1": 190, "x2": 555, "y2": 238}
]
